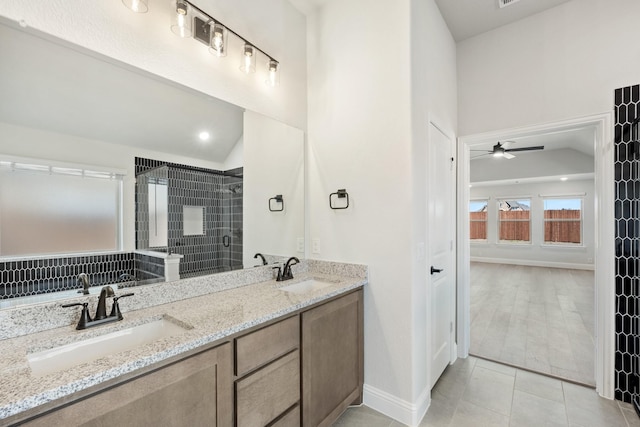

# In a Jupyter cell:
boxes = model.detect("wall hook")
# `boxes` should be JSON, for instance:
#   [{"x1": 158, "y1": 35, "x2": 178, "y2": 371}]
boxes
[
  {"x1": 329, "y1": 189, "x2": 349, "y2": 209},
  {"x1": 269, "y1": 194, "x2": 284, "y2": 212}
]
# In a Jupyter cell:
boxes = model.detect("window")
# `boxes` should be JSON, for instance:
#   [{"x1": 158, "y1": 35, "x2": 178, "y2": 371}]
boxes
[
  {"x1": 543, "y1": 197, "x2": 582, "y2": 245},
  {"x1": 498, "y1": 199, "x2": 530, "y2": 243},
  {"x1": 469, "y1": 199, "x2": 488, "y2": 241},
  {"x1": 0, "y1": 158, "x2": 124, "y2": 257}
]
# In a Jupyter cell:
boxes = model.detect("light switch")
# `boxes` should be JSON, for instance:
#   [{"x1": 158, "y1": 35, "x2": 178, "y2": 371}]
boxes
[
  {"x1": 312, "y1": 238, "x2": 320, "y2": 254},
  {"x1": 297, "y1": 237, "x2": 304, "y2": 253}
]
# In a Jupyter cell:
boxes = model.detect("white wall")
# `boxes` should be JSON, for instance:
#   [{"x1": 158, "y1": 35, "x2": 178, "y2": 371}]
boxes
[
  {"x1": 224, "y1": 135, "x2": 244, "y2": 170},
  {"x1": 307, "y1": 0, "x2": 457, "y2": 423},
  {"x1": 243, "y1": 111, "x2": 304, "y2": 267},
  {"x1": 457, "y1": 0, "x2": 640, "y2": 136},
  {"x1": 0, "y1": 121, "x2": 224, "y2": 252},
  {"x1": 0, "y1": 0, "x2": 306, "y2": 130},
  {"x1": 409, "y1": 0, "x2": 458, "y2": 418},
  {"x1": 307, "y1": 0, "x2": 415, "y2": 411},
  {"x1": 470, "y1": 179, "x2": 595, "y2": 268}
]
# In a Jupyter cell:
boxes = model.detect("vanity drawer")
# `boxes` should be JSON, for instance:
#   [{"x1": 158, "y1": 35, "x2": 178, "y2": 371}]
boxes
[
  {"x1": 235, "y1": 350, "x2": 300, "y2": 427},
  {"x1": 235, "y1": 315, "x2": 299, "y2": 376},
  {"x1": 271, "y1": 405, "x2": 300, "y2": 427}
]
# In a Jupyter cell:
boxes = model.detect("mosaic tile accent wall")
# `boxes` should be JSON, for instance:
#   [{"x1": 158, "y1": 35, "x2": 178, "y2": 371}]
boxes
[
  {"x1": 135, "y1": 158, "x2": 243, "y2": 278},
  {"x1": 0, "y1": 253, "x2": 135, "y2": 299},
  {"x1": 614, "y1": 84, "x2": 640, "y2": 403}
]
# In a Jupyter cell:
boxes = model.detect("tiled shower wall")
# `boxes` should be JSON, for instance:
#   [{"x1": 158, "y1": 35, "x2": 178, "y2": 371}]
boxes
[
  {"x1": 614, "y1": 84, "x2": 640, "y2": 403},
  {"x1": 135, "y1": 158, "x2": 243, "y2": 278}
]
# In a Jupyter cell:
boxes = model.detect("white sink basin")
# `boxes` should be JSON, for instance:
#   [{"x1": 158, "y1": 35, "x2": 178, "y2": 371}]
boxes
[
  {"x1": 28, "y1": 317, "x2": 187, "y2": 377},
  {"x1": 279, "y1": 279, "x2": 334, "y2": 294}
]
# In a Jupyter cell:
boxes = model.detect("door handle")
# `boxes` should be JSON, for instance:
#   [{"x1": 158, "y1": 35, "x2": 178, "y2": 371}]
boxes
[
  {"x1": 430, "y1": 266, "x2": 443, "y2": 275},
  {"x1": 223, "y1": 235, "x2": 230, "y2": 247}
]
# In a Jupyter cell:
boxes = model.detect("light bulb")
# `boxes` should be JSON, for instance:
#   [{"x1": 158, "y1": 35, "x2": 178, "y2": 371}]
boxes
[
  {"x1": 122, "y1": 0, "x2": 148, "y2": 13},
  {"x1": 266, "y1": 60, "x2": 279, "y2": 87},
  {"x1": 240, "y1": 44, "x2": 256, "y2": 74},
  {"x1": 209, "y1": 23, "x2": 227, "y2": 57},
  {"x1": 170, "y1": 0, "x2": 192, "y2": 38}
]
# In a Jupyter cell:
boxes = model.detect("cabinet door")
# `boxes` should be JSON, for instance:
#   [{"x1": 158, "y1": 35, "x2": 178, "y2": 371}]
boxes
[
  {"x1": 302, "y1": 290, "x2": 363, "y2": 427},
  {"x1": 24, "y1": 343, "x2": 233, "y2": 427}
]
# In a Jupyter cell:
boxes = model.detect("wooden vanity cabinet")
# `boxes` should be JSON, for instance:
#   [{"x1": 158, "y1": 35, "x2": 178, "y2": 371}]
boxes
[
  {"x1": 234, "y1": 315, "x2": 300, "y2": 427},
  {"x1": 23, "y1": 343, "x2": 233, "y2": 427},
  {"x1": 18, "y1": 288, "x2": 363, "y2": 427},
  {"x1": 302, "y1": 289, "x2": 364, "y2": 427}
]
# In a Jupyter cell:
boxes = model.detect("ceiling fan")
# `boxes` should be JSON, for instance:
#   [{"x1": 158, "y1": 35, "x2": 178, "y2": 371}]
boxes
[{"x1": 471, "y1": 141, "x2": 544, "y2": 159}]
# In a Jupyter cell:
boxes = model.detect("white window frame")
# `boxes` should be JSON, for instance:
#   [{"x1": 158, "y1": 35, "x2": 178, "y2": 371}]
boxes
[
  {"x1": 497, "y1": 197, "x2": 531, "y2": 245},
  {"x1": 542, "y1": 196, "x2": 584, "y2": 247}
]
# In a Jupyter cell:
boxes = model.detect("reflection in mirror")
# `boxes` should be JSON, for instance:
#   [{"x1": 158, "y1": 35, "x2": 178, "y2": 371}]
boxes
[
  {"x1": 0, "y1": 18, "x2": 305, "y2": 308},
  {"x1": 137, "y1": 166, "x2": 169, "y2": 248},
  {"x1": 135, "y1": 158, "x2": 244, "y2": 278}
]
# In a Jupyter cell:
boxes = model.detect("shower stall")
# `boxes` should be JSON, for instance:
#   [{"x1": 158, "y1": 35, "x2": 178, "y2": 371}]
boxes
[{"x1": 135, "y1": 158, "x2": 243, "y2": 278}]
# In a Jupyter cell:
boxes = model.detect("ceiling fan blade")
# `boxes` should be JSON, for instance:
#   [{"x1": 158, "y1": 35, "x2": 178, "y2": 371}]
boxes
[
  {"x1": 501, "y1": 141, "x2": 515, "y2": 149},
  {"x1": 503, "y1": 152, "x2": 515, "y2": 159},
  {"x1": 504, "y1": 145, "x2": 544, "y2": 152}
]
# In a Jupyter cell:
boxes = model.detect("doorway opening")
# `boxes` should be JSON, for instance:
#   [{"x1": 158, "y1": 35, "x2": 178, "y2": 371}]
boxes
[{"x1": 456, "y1": 113, "x2": 615, "y2": 398}]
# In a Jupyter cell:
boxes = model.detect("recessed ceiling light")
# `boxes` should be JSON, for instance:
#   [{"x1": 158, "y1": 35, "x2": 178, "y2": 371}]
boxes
[
  {"x1": 198, "y1": 131, "x2": 210, "y2": 141},
  {"x1": 561, "y1": 177, "x2": 568, "y2": 181}
]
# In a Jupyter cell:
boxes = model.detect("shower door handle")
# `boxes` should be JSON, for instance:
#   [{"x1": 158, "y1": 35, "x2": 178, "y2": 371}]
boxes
[{"x1": 223, "y1": 235, "x2": 230, "y2": 247}]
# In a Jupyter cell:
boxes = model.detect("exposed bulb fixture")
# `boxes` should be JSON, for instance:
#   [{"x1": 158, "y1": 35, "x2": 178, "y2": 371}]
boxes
[
  {"x1": 266, "y1": 59, "x2": 280, "y2": 87},
  {"x1": 209, "y1": 22, "x2": 227, "y2": 57},
  {"x1": 171, "y1": 0, "x2": 192, "y2": 38},
  {"x1": 198, "y1": 131, "x2": 210, "y2": 141},
  {"x1": 122, "y1": 0, "x2": 148, "y2": 13},
  {"x1": 240, "y1": 44, "x2": 256, "y2": 74},
  {"x1": 124, "y1": 0, "x2": 280, "y2": 86}
]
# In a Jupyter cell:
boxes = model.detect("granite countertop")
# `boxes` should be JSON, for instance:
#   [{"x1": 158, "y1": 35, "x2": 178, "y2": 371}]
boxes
[{"x1": 0, "y1": 263, "x2": 366, "y2": 422}]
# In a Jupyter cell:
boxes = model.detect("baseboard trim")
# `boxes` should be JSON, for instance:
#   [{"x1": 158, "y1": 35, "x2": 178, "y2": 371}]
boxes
[
  {"x1": 363, "y1": 384, "x2": 430, "y2": 427},
  {"x1": 470, "y1": 257, "x2": 594, "y2": 271}
]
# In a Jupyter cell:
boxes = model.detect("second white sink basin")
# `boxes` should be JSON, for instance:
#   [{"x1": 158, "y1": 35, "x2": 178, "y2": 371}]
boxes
[
  {"x1": 28, "y1": 317, "x2": 188, "y2": 377},
  {"x1": 279, "y1": 279, "x2": 334, "y2": 294}
]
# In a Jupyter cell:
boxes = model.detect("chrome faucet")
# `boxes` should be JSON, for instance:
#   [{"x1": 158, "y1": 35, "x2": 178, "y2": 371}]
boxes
[
  {"x1": 62, "y1": 286, "x2": 134, "y2": 330},
  {"x1": 77, "y1": 273, "x2": 90, "y2": 295},
  {"x1": 281, "y1": 257, "x2": 300, "y2": 281}
]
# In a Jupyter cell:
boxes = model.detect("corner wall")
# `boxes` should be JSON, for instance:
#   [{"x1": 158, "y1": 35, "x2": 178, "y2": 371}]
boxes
[{"x1": 306, "y1": 0, "x2": 457, "y2": 424}]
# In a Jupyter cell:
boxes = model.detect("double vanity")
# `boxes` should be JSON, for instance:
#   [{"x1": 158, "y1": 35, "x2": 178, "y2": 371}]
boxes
[{"x1": 0, "y1": 260, "x2": 366, "y2": 426}]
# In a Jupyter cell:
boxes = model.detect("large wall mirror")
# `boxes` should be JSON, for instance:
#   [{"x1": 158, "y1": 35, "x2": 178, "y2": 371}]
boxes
[{"x1": 0, "y1": 18, "x2": 304, "y2": 306}]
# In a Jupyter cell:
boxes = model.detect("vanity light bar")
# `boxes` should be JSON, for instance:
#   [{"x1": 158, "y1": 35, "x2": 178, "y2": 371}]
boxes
[{"x1": 124, "y1": 0, "x2": 280, "y2": 87}]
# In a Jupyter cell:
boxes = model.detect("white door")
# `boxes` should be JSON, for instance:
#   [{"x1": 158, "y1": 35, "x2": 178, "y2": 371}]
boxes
[{"x1": 429, "y1": 122, "x2": 456, "y2": 388}]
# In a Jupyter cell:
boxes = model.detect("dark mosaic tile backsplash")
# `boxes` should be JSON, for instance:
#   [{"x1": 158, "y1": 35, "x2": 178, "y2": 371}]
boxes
[{"x1": 0, "y1": 253, "x2": 135, "y2": 299}]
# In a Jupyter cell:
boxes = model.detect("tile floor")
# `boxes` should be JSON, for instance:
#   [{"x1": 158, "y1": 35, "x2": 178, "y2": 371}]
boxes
[
  {"x1": 333, "y1": 356, "x2": 640, "y2": 427},
  {"x1": 469, "y1": 263, "x2": 595, "y2": 386}
]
